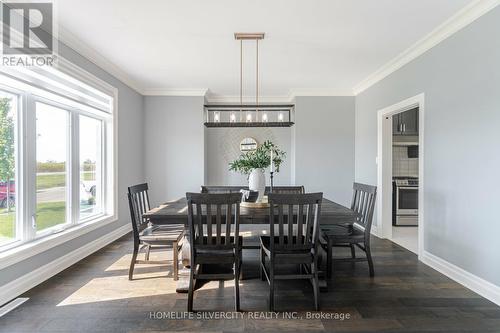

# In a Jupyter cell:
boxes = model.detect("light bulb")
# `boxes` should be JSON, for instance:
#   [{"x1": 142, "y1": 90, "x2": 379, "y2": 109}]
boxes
[
  {"x1": 262, "y1": 113, "x2": 268, "y2": 122},
  {"x1": 278, "y1": 112, "x2": 284, "y2": 122},
  {"x1": 230, "y1": 113, "x2": 236, "y2": 122},
  {"x1": 246, "y1": 113, "x2": 252, "y2": 122},
  {"x1": 214, "y1": 112, "x2": 220, "y2": 123}
]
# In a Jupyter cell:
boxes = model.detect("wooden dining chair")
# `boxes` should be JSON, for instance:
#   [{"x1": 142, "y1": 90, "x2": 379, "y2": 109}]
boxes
[
  {"x1": 321, "y1": 183, "x2": 377, "y2": 278},
  {"x1": 127, "y1": 183, "x2": 185, "y2": 280},
  {"x1": 186, "y1": 192, "x2": 243, "y2": 312},
  {"x1": 260, "y1": 192, "x2": 323, "y2": 311}
]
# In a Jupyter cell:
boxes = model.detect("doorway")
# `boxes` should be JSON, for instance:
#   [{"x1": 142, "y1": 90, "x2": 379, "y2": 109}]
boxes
[{"x1": 377, "y1": 94, "x2": 424, "y2": 259}]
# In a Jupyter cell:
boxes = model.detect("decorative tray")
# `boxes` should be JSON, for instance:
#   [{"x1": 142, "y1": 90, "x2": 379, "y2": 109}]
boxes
[{"x1": 241, "y1": 201, "x2": 270, "y2": 208}]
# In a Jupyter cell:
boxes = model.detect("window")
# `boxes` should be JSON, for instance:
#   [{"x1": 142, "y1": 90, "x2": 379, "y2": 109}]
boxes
[
  {"x1": 36, "y1": 103, "x2": 69, "y2": 233},
  {"x1": 0, "y1": 60, "x2": 116, "y2": 253},
  {"x1": 0, "y1": 90, "x2": 18, "y2": 246},
  {"x1": 79, "y1": 115, "x2": 102, "y2": 220}
]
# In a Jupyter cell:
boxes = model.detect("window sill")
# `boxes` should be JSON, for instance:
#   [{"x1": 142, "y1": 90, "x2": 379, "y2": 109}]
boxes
[{"x1": 0, "y1": 215, "x2": 118, "y2": 271}]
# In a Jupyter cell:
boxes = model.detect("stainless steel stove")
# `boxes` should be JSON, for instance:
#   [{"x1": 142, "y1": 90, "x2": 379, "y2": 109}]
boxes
[{"x1": 393, "y1": 177, "x2": 418, "y2": 226}]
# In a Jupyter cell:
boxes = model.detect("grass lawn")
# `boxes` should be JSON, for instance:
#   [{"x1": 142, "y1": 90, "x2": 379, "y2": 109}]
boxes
[
  {"x1": 36, "y1": 172, "x2": 95, "y2": 190},
  {"x1": 0, "y1": 209, "x2": 14, "y2": 241},
  {"x1": 0, "y1": 201, "x2": 66, "y2": 239},
  {"x1": 37, "y1": 173, "x2": 66, "y2": 190}
]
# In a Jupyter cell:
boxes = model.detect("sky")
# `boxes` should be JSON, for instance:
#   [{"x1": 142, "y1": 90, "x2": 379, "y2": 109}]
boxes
[{"x1": 36, "y1": 102, "x2": 100, "y2": 164}]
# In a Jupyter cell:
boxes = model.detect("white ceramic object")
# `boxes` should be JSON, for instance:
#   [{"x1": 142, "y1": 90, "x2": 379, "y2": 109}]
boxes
[{"x1": 248, "y1": 169, "x2": 266, "y2": 201}]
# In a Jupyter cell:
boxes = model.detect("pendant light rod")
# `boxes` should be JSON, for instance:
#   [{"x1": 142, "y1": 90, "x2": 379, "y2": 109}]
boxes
[
  {"x1": 235, "y1": 33, "x2": 265, "y2": 122},
  {"x1": 256, "y1": 39, "x2": 259, "y2": 120},
  {"x1": 240, "y1": 39, "x2": 243, "y2": 122}
]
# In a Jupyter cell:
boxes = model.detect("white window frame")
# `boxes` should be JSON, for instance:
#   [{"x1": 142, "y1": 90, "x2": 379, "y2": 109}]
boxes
[{"x1": 0, "y1": 57, "x2": 118, "y2": 269}]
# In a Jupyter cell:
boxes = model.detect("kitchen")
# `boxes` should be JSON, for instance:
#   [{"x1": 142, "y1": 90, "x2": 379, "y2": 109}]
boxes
[{"x1": 392, "y1": 107, "x2": 419, "y2": 253}]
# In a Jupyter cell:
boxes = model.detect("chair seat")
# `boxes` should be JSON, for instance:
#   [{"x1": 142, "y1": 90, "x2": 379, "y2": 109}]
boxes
[
  {"x1": 194, "y1": 236, "x2": 243, "y2": 264},
  {"x1": 195, "y1": 236, "x2": 243, "y2": 253},
  {"x1": 139, "y1": 224, "x2": 184, "y2": 243},
  {"x1": 322, "y1": 226, "x2": 365, "y2": 243},
  {"x1": 260, "y1": 236, "x2": 313, "y2": 263}
]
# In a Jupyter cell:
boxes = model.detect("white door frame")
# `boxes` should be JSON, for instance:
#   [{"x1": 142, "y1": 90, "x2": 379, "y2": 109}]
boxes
[{"x1": 376, "y1": 93, "x2": 425, "y2": 259}]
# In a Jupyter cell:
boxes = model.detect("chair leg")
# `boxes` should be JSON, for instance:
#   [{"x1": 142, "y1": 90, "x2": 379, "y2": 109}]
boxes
[
  {"x1": 311, "y1": 260, "x2": 320, "y2": 311},
  {"x1": 234, "y1": 259, "x2": 241, "y2": 312},
  {"x1": 145, "y1": 245, "x2": 151, "y2": 261},
  {"x1": 269, "y1": 261, "x2": 275, "y2": 312},
  {"x1": 173, "y1": 241, "x2": 179, "y2": 281},
  {"x1": 129, "y1": 244, "x2": 138, "y2": 280},
  {"x1": 366, "y1": 243, "x2": 375, "y2": 277},
  {"x1": 187, "y1": 264, "x2": 195, "y2": 312},
  {"x1": 350, "y1": 244, "x2": 356, "y2": 259},
  {"x1": 326, "y1": 237, "x2": 333, "y2": 279},
  {"x1": 260, "y1": 246, "x2": 266, "y2": 281}
]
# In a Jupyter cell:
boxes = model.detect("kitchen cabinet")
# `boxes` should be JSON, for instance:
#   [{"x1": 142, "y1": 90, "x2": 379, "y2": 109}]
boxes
[{"x1": 393, "y1": 108, "x2": 419, "y2": 136}]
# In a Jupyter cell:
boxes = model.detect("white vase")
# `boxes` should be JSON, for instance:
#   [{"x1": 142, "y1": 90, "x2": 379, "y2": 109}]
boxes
[{"x1": 248, "y1": 169, "x2": 266, "y2": 201}]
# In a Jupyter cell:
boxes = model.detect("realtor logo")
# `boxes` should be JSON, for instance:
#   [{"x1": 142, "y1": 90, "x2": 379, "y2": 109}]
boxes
[{"x1": 1, "y1": 1, "x2": 56, "y2": 66}]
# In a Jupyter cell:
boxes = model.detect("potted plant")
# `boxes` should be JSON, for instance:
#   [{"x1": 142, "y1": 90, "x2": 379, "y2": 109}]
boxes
[{"x1": 229, "y1": 140, "x2": 286, "y2": 201}]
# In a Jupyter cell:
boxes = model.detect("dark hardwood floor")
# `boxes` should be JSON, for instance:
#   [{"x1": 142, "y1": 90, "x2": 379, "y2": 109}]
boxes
[{"x1": 1, "y1": 233, "x2": 499, "y2": 333}]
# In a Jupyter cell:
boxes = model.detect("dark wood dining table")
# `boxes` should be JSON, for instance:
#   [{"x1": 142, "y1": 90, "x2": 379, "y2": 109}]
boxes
[{"x1": 144, "y1": 197, "x2": 359, "y2": 292}]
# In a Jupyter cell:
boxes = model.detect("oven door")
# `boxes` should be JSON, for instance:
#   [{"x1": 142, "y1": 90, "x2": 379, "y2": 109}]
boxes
[{"x1": 396, "y1": 186, "x2": 418, "y2": 215}]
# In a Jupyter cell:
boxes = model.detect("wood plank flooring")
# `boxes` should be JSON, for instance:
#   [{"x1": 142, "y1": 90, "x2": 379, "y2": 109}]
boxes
[{"x1": 1, "y1": 233, "x2": 499, "y2": 332}]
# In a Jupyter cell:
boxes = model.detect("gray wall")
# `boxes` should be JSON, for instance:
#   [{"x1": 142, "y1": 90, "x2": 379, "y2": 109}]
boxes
[
  {"x1": 0, "y1": 41, "x2": 144, "y2": 286},
  {"x1": 355, "y1": 7, "x2": 500, "y2": 286},
  {"x1": 206, "y1": 127, "x2": 292, "y2": 186},
  {"x1": 143, "y1": 96, "x2": 205, "y2": 206},
  {"x1": 294, "y1": 96, "x2": 355, "y2": 206}
]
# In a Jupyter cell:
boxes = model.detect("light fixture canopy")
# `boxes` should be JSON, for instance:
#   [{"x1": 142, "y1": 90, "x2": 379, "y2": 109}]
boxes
[{"x1": 234, "y1": 33, "x2": 265, "y2": 40}]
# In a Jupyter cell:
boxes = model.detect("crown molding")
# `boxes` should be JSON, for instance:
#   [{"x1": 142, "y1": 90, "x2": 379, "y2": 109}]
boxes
[
  {"x1": 205, "y1": 89, "x2": 353, "y2": 104},
  {"x1": 352, "y1": 0, "x2": 500, "y2": 95},
  {"x1": 289, "y1": 88, "x2": 354, "y2": 97},
  {"x1": 142, "y1": 88, "x2": 209, "y2": 96},
  {"x1": 58, "y1": 27, "x2": 144, "y2": 94},
  {"x1": 204, "y1": 94, "x2": 293, "y2": 104}
]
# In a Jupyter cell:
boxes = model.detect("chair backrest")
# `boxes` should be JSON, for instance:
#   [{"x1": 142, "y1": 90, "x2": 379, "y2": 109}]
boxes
[
  {"x1": 128, "y1": 183, "x2": 151, "y2": 241},
  {"x1": 186, "y1": 192, "x2": 242, "y2": 255},
  {"x1": 266, "y1": 186, "x2": 305, "y2": 194},
  {"x1": 268, "y1": 192, "x2": 323, "y2": 253},
  {"x1": 350, "y1": 183, "x2": 377, "y2": 236},
  {"x1": 201, "y1": 185, "x2": 305, "y2": 195},
  {"x1": 201, "y1": 185, "x2": 248, "y2": 193}
]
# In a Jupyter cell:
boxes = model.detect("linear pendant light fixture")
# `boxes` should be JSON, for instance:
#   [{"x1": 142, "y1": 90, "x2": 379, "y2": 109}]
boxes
[{"x1": 204, "y1": 32, "x2": 294, "y2": 127}]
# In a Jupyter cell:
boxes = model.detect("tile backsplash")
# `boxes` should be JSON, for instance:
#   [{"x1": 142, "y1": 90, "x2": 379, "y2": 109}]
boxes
[{"x1": 393, "y1": 146, "x2": 418, "y2": 177}]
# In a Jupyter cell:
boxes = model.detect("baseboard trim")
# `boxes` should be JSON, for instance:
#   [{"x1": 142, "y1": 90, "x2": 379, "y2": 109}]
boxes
[
  {"x1": 0, "y1": 224, "x2": 131, "y2": 307},
  {"x1": 421, "y1": 250, "x2": 500, "y2": 306}
]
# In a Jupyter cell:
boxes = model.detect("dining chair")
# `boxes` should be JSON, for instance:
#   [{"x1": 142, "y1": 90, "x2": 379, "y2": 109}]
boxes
[
  {"x1": 321, "y1": 183, "x2": 377, "y2": 278},
  {"x1": 127, "y1": 183, "x2": 185, "y2": 280},
  {"x1": 260, "y1": 192, "x2": 323, "y2": 311},
  {"x1": 186, "y1": 192, "x2": 243, "y2": 312}
]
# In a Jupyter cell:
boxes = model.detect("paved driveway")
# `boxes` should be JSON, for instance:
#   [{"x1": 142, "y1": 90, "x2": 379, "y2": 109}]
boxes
[{"x1": 37, "y1": 187, "x2": 65, "y2": 202}]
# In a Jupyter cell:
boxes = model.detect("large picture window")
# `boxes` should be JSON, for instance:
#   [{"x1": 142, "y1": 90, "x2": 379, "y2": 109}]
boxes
[{"x1": 0, "y1": 62, "x2": 115, "y2": 252}]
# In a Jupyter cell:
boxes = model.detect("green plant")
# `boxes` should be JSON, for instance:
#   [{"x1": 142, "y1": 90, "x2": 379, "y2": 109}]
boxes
[{"x1": 229, "y1": 140, "x2": 286, "y2": 175}]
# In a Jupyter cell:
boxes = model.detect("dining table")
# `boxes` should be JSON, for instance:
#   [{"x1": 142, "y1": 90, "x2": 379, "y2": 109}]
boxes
[{"x1": 144, "y1": 197, "x2": 359, "y2": 293}]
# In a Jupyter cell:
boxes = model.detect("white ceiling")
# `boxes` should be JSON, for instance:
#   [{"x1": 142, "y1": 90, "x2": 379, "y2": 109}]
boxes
[{"x1": 57, "y1": 0, "x2": 474, "y2": 97}]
